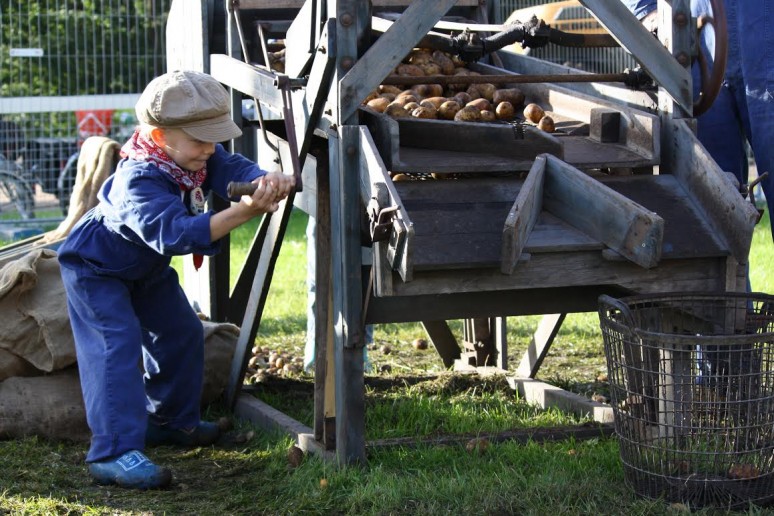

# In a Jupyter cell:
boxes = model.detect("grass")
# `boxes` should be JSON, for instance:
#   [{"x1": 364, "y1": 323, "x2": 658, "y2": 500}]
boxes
[{"x1": 2, "y1": 206, "x2": 773, "y2": 514}]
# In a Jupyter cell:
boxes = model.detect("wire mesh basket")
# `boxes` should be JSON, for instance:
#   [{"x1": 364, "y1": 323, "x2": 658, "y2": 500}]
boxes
[{"x1": 598, "y1": 292, "x2": 774, "y2": 510}]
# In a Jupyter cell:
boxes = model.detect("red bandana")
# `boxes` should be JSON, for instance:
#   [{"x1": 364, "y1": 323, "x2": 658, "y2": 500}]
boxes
[{"x1": 120, "y1": 130, "x2": 207, "y2": 191}]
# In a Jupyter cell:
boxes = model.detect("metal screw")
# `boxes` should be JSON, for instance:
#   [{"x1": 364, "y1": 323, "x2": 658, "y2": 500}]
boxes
[
  {"x1": 340, "y1": 13, "x2": 353, "y2": 27},
  {"x1": 676, "y1": 52, "x2": 690, "y2": 66},
  {"x1": 346, "y1": 146, "x2": 356, "y2": 156},
  {"x1": 674, "y1": 12, "x2": 688, "y2": 27}
]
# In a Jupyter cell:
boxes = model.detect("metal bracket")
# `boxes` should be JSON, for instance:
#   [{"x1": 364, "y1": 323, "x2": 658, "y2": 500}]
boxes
[{"x1": 367, "y1": 199, "x2": 399, "y2": 243}]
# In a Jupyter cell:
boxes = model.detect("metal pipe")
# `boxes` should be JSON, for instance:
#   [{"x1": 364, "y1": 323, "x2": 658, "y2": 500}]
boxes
[{"x1": 381, "y1": 72, "x2": 630, "y2": 86}]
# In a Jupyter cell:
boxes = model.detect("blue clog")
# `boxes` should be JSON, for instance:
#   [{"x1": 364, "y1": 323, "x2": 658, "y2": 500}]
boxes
[{"x1": 88, "y1": 450, "x2": 172, "y2": 489}]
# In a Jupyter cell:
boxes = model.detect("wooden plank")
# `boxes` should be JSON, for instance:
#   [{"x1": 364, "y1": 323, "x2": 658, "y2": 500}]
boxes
[
  {"x1": 236, "y1": 0, "x2": 478, "y2": 7},
  {"x1": 502, "y1": 156, "x2": 545, "y2": 274},
  {"x1": 210, "y1": 54, "x2": 285, "y2": 113},
  {"x1": 577, "y1": 0, "x2": 692, "y2": 113},
  {"x1": 331, "y1": 123, "x2": 366, "y2": 464},
  {"x1": 166, "y1": 0, "x2": 209, "y2": 73},
  {"x1": 388, "y1": 254, "x2": 726, "y2": 298},
  {"x1": 284, "y1": 0, "x2": 317, "y2": 78},
  {"x1": 339, "y1": 0, "x2": 459, "y2": 121},
  {"x1": 358, "y1": 127, "x2": 414, "y2": 287},
  {"x1": 225, "y1": 191, "x2": 295, "y2": 408},
  {"x1": 516, "y1": 314, "x2": 566, "y2": 378},
  {"x1": 421, "y1": 320, "x2": 461, "y2": 368},
  {"x1": 543, "y1": 154, "x2": 663, "y2": 269},
  {"x1": 601, "y1": 174, "x2": 728, "y2": 259},
  {"x1": 509, "y1": 377, "x2": 614, "y2": 423},
  {"x1": 666, "y1": 119, "x2": 758, "y2": 262}
]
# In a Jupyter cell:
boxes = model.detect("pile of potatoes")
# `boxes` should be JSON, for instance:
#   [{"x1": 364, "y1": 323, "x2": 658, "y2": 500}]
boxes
[
  {"x1": 245, "y1": 345, "x2": 304, "y2": 384},
  {"x1": 363, "y1": 48, "x2": 555, "y2": 132}
]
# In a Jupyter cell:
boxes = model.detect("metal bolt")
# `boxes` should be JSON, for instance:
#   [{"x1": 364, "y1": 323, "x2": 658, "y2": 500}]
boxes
[
  {"x1": 676, "y1": 52, "x2": 690, "y2": 66},
  {"x1": 340, "y1": 13, "x2": 353, "y2": 27},
  {"x1": 340, "y1": 56, "x2": 355, "y2": 70},
  {"x1": 674, "y1": 12, "x2": 688, "y2": 27},
  {"x1": 346, "y1": 146, "x2": 356, "y2": 156}
]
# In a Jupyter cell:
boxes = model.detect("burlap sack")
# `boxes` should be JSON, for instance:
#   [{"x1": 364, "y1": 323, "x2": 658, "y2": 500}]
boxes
[
  {"x1": 0, "y1": 249, "x2": 76, "y2": 372},
  {"x1": 0, "y1": 321, "x2": 238, "y2": 441},
  {"x1": 0, "y1": 367, "x2": 89, "y2": 442},
  {"x1": 0, "y1": 348, "x2": 39, "y2": 382}
]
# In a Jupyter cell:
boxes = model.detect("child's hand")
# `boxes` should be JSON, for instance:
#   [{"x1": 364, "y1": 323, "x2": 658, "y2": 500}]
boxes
[
  {"x1": 262, "y1": 172, "x2": 295, "y2": 202},
  {"x1": 241, "y1": 177, "x2": 279, "y2": 214}
]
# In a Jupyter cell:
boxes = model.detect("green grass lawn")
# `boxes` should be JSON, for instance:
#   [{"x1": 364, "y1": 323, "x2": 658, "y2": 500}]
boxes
[{"x1": 1, "y1": 206, "x2": 773, "y2": 515}]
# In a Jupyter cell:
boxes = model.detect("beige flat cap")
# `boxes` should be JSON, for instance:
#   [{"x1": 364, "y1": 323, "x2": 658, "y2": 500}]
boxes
[{"x1": 136, "y1": 70, "x2": 242, "y2": 143}]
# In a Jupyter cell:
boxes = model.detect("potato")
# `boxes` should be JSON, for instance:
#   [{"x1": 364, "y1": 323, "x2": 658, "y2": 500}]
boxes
[
  {"x1": 363, "y1": 91, "x2": 379, "y2": 104},
  {"x1": 465, "y1": 85, "x2": 482, "y2": 100},
  {"x1": 431, "y1": 50, "x2": 455, "y2": 75},
  {"x1": 407, "y1": 49, "x2": 432, "y2": 66},
  {"x1": 378, "y1": 84, "x2": 402, "y2": 96},
  {"x1": 366, "y1": 97, "x2": 391, "y2": 113},
  {"x1": 425, "y1": 84, "x2": 444, "y2": 98},
  {"x1": 396, "y1": 63, "x2": 424, "y2": 77},
  {"x1": 493, "y1": 88, "x2": 525, "y2": 107},
  {"x1": 403, "y1": 101, "x2": 420, "y2": 112},
  {"x1": 411, "y1": 84, "x2": 432, "y2": 98},
  {"x1": 419, "y1": 62, "x2": 443, "y2": 76},
  {"x1": 453, "y1": 92, "x2": 472, "y2": 106},
  {"x1": 480, "y1": 110, "x2": 497, "y2": 123},
  {"x1": 454, "y1": 105, "x2": 481, "y2": 122},
  {"x1": 523, "y1": 103, "x2": 545, "y2": 123},
  {"x1": 466, "y1": 98, "x2": 493, "y2": 112},
  {"x1": 537, "y1": 115, "x2": 555, "y2": 132},
  {"x1": 391, "y1": 173, "x2": 409, "y2": 182},
  {"x1": 438, "y1": 100, "x2": 462, "y2": 120},
  {"x1": 477, "y1": 83, "x2": 497, "y2": 102},
  {"x1": 495, "y1": 101, "x2": 515, "y2": 121},
  {"x1": 396, "y1": 93, "x2": 419, "y2": 105},
  {"x1": 411, "y1": 105, "x2": 437, "y2": 119},
  {"x1": 420, "y1": 96, "x2": 447, "y2": 110},
  {"x1": 380, "y1": 92, "x2": 396, "y2": 102},
  {"x1": 384, "y1": 103, "x2": 410, "y2": 118},
  {"x1": 449, "y1": 68, "x2": 471, "y2": 92}
]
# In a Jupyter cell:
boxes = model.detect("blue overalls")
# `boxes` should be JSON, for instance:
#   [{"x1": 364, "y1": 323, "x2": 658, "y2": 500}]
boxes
[
  {"x1": 621, "y1": 0, "x2": 774, "y2": 240},
  {"x1": 58, "y1": 144, "x2": 263, "y2": 462}
]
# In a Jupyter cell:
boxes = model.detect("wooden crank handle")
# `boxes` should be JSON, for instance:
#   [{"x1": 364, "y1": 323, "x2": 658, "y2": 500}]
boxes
[{"x1": 227, "y1": 181, "x2": 258, "y2": 198}]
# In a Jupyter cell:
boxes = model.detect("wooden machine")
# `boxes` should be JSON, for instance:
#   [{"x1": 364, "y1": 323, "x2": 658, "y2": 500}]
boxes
[{"x1": 166, "y1": 0, "x2": 760, "y2": 464}]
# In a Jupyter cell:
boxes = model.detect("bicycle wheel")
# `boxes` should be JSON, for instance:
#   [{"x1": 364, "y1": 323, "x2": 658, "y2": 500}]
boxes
[{"x1": 0, "y1": 170, "x2": 36, "y2": 220}]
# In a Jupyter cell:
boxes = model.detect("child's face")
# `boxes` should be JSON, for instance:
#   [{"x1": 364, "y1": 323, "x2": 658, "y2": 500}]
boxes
[{"x1": 158, "y1": 128, "x2": 216, "y2": 171}]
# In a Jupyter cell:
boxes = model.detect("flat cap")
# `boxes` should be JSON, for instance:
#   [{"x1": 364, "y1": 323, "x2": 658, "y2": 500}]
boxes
[{"x1": 136, "y1": 70, "x2": 242, "y2": 143}]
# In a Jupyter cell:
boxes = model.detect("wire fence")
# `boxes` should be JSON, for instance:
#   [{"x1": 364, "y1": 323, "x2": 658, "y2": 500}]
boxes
[{"x1": 1, "y1": 1, "x2": 170, "y2": 224}]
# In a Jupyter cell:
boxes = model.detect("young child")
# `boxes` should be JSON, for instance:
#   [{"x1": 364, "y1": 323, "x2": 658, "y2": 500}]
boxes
[{"x1": 58, "y1": 70, "x2": 294, "y2": 489}]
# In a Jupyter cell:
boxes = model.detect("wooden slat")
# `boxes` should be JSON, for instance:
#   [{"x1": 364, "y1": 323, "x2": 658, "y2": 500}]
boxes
[
  {"x1": 421, "y1": 320, "x2": 461, "y2": 368},
  {"x1": 542, "y1": 154, "x2": 663, "y2": 269},
  {"x1": 502, "y1": 157, "x2": 545, "y2": 274},
  {"x1": 666, "y1": 119, "x2": 758, "y2": 262},
  {"x1": 516, "y1": 314, "x2": 566, "y2": 378},
  {"x1": 236, "y1": 0, "x2": 478, "y2": 7}
]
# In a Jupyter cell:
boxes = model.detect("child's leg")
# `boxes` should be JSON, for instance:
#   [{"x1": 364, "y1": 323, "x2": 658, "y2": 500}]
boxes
[
  {"x1": 134, "y1": 266, "x2": 204, "y2": 430},
  {"x1": 60, "y1": 265, "x2": 148, "y2": 463}
]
